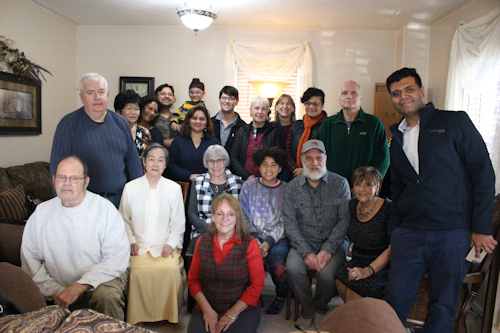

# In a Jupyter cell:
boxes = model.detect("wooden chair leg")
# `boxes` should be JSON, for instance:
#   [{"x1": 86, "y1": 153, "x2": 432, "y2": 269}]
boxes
[
  {"x1": 286, "y1": 285, "x2": 292, "y2": 320},
  {"x1": 294, "y1": 296, "x2": 300, "y2": 321}
]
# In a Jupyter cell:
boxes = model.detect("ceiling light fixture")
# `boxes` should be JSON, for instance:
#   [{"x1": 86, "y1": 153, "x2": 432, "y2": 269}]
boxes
[{"x1": 177, "y1": 0, "x2": 218, "y2": 36}]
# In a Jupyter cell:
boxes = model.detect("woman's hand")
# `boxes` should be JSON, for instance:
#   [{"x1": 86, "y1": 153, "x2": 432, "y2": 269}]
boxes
[
  {"x1": 202, "y1": 307, "x2": 219, "y2": 333},
  {"x1": 347, "y1": 267, "x2": 371, "y2": 281},
  {"x1": 189, "y1": 173, "x2": 201, "y2": 181},
  {"x1": 130, "y1": 243, "x2": 139, "y2": 256},
  {"x1": 259, "y1": 241, "x2": 270, "y2": 258},
  {"x1": 162, "y1": 244, "x2": 175, "y2": 258},
  {"x1": 293, "y1": 168, "x2": 303, "y2": 177},
  {"x1": 216, "y1": 312, "x2": 236, "y2": 333}
]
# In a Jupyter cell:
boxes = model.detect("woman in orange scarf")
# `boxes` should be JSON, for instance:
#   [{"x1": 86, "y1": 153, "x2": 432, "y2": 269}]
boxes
[{"x1": 285, "y1": 88, "x2": 327, "y2": 178}]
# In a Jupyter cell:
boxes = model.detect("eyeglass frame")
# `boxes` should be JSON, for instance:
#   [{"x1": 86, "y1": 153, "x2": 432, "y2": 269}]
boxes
[{"x1": 54, "y1": 175, "x2": 86, "y2": 184}]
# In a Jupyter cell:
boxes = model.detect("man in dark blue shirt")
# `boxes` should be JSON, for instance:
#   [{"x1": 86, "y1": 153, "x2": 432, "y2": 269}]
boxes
[{"x1": 50, "y1": 73, "x2": 142, "y2": 208}]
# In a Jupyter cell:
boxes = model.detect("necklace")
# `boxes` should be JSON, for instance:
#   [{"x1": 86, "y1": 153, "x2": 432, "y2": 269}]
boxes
[
  {"x1": 214, "y1": 185, "x2": 218, "y2": 193},
  {"x1": 357, "y1": 197, "x2": 378, "y2": 219}
]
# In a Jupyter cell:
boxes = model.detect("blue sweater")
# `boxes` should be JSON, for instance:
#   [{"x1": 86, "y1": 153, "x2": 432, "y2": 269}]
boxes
[
  {"x1": 167, "y1": 135, "x2": 220, "y2": 182},
  {"x1": 389, "y1": 103, "x2": 495, "y2": 234},
  {"x1": 50, "y1": 108, "x2": 143, "y2": 194}
]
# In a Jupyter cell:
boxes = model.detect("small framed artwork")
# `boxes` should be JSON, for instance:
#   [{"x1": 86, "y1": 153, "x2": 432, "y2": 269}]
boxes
[
  {"x1": 119, "y1": 76, "x2": 155, "y2": 97},
  {"x1": 0, "y1": 71, "x2": 41, "y2": 135}
]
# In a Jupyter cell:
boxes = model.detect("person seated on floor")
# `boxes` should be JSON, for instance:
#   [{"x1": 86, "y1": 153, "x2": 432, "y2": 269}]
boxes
[
  {"x1": 119, "y1": 143, "x2": 186, "y2": 325},
  {"x1": 282, "y1": 139, "x2": 351, "y2": 331},
  {"x1": 186, "y1": 144, "x2": 243, "y2": 256},
  {"x1": 239, "y1": 147, "x2": 289, "y2": 314},
  {"x1": 187, "y1": 194, "x2": 265, "y2": 333},
  {"x1": 335, "y1": 166, "x2": 391, "y2": 302},
  {"x1": 21, "y1": 155, "x2": 130, "y2": 320}
]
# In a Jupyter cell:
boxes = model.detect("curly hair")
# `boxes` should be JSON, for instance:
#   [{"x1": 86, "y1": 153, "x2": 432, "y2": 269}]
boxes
[
  {"x1": 252, "y1": 147, "x2": 287, "y2": 168},
  {"x1": 114, "y1": 89, "x2": 141, "y2": 113}
]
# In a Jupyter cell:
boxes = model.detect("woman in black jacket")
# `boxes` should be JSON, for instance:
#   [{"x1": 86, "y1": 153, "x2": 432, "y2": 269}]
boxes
[{"x1": 230, "y1": 96, "x2": 284, "y2": 180}]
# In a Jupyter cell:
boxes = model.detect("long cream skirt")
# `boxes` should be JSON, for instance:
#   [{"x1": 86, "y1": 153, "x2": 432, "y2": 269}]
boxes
[{"x1": 126, "y1": 249, "x2": 186, "y2": 325}]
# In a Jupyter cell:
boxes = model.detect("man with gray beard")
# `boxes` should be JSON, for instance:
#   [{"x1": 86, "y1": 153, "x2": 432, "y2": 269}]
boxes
[{"x1": 282, "y1": 140, "x2": 351, "y2": 330}]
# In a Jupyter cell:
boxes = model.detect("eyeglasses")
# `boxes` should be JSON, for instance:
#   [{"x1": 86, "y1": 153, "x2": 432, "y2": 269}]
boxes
[
  {"x1": 144, "y1": 105, "x2": 158, "y2": 114},
  {"x1": 54, "y1": 175, "x2": 85, "y2": 184},
  {"x1": 304, "y1": 155, "x2": 324, "y2": 163},
  {"x1": 220, "y1": 96, "x2": 236, "y2": 101},
  {"x1": 304, "y1": 101, "x2": 322, "y2": 107},
  {"x1": 189, "y1": 91, "x2": 204, "y2": 95},
  {"x1": 207, "y1": 158, "x2": 225, "y2": 166},
  {"x1": 215, "y1": 210, "x2": 236, "y2": 220}
]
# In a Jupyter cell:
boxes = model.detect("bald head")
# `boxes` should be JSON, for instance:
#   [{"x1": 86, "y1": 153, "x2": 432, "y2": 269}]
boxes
[{"x1": 339, "y1": 80, "x2": 363, "y2": 114}]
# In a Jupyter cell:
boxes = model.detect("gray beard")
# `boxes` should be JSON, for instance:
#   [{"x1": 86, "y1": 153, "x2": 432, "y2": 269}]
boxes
[{"x1": 303, "y1": 165, "x2": 326, "y2": 181}]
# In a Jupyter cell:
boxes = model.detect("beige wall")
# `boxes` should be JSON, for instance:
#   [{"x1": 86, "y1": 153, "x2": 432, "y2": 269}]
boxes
[
  {"x1": 428, "y1": 0, "x2": 500, "y2": 108},
  {"x1": 76, "y1": 26, "x2": 397, "y2": 118},
  {"x1": 0, "y1": 0, "x2": 77, "y2": 167}
]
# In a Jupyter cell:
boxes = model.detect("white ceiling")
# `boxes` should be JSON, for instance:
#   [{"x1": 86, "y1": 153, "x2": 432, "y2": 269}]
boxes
[{"x1": 31, "y1": 0, "x2": 471, "y2": 30}]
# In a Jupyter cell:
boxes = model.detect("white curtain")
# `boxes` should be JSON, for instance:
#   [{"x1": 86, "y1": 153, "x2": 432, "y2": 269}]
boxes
[
  {"x1": 222, "y1": 40, "x2": 313, "y2": 101},
  {"x1": 445, "y1": 6, "x2": 500, "y2": 193}
]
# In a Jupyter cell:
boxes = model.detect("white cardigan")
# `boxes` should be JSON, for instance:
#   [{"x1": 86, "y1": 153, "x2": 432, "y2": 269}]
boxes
[{"x1": 119, "y1": 175, "x2": 185, "y2": 258}]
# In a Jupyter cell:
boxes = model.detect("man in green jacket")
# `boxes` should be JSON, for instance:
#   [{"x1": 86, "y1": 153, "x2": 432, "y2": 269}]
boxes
[{"x1": 316, "y1": 80, "x2": 389, "y2": 185}]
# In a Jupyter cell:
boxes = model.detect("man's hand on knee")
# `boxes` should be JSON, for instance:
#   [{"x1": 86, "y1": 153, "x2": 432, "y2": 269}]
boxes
[
  {"x1": 316, "y1": 250, "x2": 332, "y2": 272},
  {"x1": 304, "y1": 253, "x2": 319, "y2": 271},
  {"x1": 55, "y1": 283, "x2": 91, "y2": 308}
]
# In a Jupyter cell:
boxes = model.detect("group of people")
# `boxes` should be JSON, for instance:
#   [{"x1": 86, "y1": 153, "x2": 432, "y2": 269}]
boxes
[{"x1": 19, "y1": 67, "x2": 496, "y2": 333}]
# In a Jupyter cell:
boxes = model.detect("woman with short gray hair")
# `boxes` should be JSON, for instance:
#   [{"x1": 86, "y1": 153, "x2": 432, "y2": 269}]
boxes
[{"x1": 186, "y1": 144, "x2": 243, "y2": 255}]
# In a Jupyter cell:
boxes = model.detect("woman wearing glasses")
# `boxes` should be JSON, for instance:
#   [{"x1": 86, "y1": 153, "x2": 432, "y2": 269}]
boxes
[
  {"x1": 285, "y1": 88, "x2": 328, "y2": 178},
  {"x1": 167, "y1": 104, "x2": 220, "y2": 182},
  {"x1": 138, "y1": 95, "x2": 164, "y2": 145},
  {"x1": 186, "y1": 145, "x2": 243, "y2": 256},
  {"x1": 187, "y1": 194, "x2": 265, "y2": 333}
]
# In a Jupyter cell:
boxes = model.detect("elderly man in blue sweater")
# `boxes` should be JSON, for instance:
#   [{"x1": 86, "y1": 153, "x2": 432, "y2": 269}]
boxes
[
  {"x1": 50, "y1": 73, "x2": 142, "y2": 207},
  {"x1": 384, "y1": 68, "x2": 497, "y2": 332}
]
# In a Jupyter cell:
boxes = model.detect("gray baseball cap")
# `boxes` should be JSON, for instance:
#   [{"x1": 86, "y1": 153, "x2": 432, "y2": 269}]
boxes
[{"x1": 301, "y1": 139, "x2": 326, "y2": 154}]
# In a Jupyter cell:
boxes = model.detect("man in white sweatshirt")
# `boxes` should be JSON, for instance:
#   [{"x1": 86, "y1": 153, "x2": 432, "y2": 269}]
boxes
[{"x1": 21, "y1": 155, "x2": 130, "y2": 320}]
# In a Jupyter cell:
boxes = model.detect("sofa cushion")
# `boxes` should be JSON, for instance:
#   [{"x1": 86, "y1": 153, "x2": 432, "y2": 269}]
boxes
[
  {"x1": 6, "y1": 162, "x2": 52, "y2": 202},
  {"x1": 0, "y1": 167, "x2": 14, "y2": 193},
  {"x1": 0, "y1": 262, "x2": 47, "y2": 313},
  {"x1": 0, "y1": 222, "x2": 25, "y2": 265},
  {"x1": 0, "y1": 185, "x2": 29, "y2": 220},
  {"x1": 0, "y1": 305, "x2": 69, "y2": 333}
]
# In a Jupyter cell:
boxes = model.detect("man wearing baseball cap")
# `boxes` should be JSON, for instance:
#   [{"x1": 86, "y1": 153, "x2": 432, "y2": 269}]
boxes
[{"x1": 282, "y1": 139, "x2": 351, "y2": 330}]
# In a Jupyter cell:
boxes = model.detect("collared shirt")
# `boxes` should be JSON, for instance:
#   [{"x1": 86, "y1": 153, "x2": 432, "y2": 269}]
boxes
[
  {"x1": 398, "y1": 118, "x2": 420, "y2": 174},
  {"x1": 216, "y1": 111, "x2": 239, "y2": 147},
  {"x1": 282, "y1": 171, "x2": 351, "y2": 257}
]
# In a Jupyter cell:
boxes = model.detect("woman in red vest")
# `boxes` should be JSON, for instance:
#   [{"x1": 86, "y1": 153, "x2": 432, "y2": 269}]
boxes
[{"x1": 187, "y1": 194, "x2": 265, "y2": 333}]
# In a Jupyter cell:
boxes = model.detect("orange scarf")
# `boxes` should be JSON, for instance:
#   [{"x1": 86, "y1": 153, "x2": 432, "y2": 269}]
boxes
[{"x1": 297, "y1": 112, "x2": 325, "y2": 167}]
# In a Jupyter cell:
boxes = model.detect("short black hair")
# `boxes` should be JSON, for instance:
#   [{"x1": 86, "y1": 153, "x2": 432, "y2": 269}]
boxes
[
  {"x1": 386, "y1": 67, "x2": 422, "y2": 93},
  {"x1": 114, "y1": 89, "x2": 141, "y2": 113},
  {"x1": 252, "y1": 147, "x2": 288, "y2": 168},
  {"x1": 219, "y1": 86, "x2": 239, "y2": 99},
  {"x1": 301, "y1": 87, "x2": 325, "y2": 104},
  {"x1": 139, "y1": 95, "x2": 161, "y2": 127},
  {"x1": 154, "y1": 83, "x2": 175, "y2": 96}
]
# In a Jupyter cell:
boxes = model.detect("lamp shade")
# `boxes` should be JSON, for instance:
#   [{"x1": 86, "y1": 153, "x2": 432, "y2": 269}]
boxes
[
  {"x1": 177, "y1": 9, "x2": 217, "y2": 32},
  {"x1": 249, "y1": 81, "x2": 289, "y2": 99}
]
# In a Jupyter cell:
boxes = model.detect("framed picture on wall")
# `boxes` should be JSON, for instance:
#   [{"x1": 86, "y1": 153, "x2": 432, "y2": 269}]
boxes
[
  {"x1": 0, "y1": 71, "x2": 41, "y2": 135},
  {"x1": 119, "y1": 76, "x2": 155, "y2": 97}
]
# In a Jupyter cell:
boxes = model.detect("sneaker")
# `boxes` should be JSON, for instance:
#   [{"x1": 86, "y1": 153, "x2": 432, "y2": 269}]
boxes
[
  {"x1": 314, "y1": 312, "x2": 326, "y2": 329},
  {"x1": 295, "y1": 315, "x2": 314, "y2": 330},
  {"x1": 266, "y1": 298, "x2": 285, "y2": 314}
]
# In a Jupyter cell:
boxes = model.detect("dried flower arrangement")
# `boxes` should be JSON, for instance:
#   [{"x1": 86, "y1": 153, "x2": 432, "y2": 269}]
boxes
[{"x1": 0, "y1": 35, "x2": 51, "y2": 85}]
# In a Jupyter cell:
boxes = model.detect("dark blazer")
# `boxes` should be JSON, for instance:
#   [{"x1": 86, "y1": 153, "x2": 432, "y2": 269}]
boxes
[
  {"x1": 388, "y1": 103, "x2": 494, "y2": 234},
  {"x1": 229, "y1": 122, "x2": 284, "y2": 179},
  {"x1": 211, "y1": 112, "x2": 247, "y2": 153}
]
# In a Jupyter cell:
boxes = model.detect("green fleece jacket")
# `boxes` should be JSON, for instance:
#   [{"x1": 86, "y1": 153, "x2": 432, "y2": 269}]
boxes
[{"x1": 316, "y1": 108, "x2": 389, "y2": 184}]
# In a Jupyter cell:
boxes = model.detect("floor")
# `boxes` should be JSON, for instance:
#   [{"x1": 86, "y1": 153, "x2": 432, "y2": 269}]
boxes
[{"x1": 141, "y1": 274, "x2": 484, "y2": 333}]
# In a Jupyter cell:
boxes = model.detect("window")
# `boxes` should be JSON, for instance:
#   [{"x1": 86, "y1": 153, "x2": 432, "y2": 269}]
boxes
[
  {"x1": 462, "y1": 70, "x2": 500, "y2": 153},
  {"x1": 234, "y1": 66, "x2": 301, "y2": 123}
]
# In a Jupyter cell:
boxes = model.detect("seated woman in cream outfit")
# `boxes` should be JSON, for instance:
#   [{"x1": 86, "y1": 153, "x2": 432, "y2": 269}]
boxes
[{"x1": 119, "y1": 143, "x2": 186, "y2": 325}]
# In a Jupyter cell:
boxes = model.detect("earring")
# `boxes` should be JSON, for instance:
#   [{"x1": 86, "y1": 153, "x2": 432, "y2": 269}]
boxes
[{"x1": 204, "y1": 127, "x2": 207, "y2": 132}]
